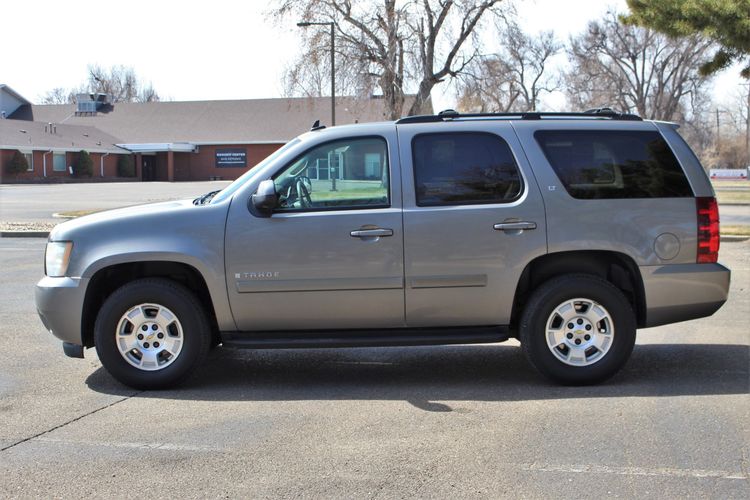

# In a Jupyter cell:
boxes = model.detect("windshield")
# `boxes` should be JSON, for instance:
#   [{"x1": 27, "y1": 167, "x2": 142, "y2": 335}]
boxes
[{"x1": 209, "y1": 138, "x2": 301, "y2": 204}]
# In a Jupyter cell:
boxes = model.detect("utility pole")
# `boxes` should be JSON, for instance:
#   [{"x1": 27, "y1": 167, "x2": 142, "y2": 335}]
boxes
[
  {"x1": 716, "y1": 108, "x2": 721, "y2": 152},
  {"x1": 297, "y1": 21, "x2": 336, "y2": 127},
  {"x1": 297, "y1": 20, "x2": 337, "y2": 191}
]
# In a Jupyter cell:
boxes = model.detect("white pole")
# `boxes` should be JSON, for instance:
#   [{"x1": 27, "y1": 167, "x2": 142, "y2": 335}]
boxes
[
  {"x1": 43, "y1": 150, "x2": 52, "y2": 177},
  {"x1": 101, "y1": 152, "x2": 110, "y2": 177}
]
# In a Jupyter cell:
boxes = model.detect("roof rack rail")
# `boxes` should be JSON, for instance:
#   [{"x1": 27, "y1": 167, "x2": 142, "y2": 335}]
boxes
[{"x1": 396, "y1": 108, "x2": 642, "y2": 124}]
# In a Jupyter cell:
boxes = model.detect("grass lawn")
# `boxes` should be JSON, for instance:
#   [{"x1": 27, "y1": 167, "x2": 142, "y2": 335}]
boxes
[
  {"x1": 311, "y1": 187, "x2": 386, "y2": 201},
  {"x1": 716, "y1": 190, "x2": 750, "y2": 204},
  {"x1": 721, "y1": 225, "x2": 750, "y2": 236},
  {"x1": 55, "y1": 209, "x2": 104, "y2": 218},
  {"x1": 711, "y1": 179, "x2": 750, "y2": 189}
]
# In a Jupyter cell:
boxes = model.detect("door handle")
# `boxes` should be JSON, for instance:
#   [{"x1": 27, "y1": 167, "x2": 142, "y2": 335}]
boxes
[
  {"x1": 350, "y1": 228, "x2": 394, "y2": 238},
  {"x1": 493, "y1": 221, "x2": 537, "y2": 231}
]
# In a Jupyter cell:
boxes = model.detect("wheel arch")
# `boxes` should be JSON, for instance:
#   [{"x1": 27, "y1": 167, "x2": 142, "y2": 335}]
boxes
[
  {"x1": 511, "y1": 250, "x2": 646, "y2": 330},
  {"x1": 81, "y1": 260, "x2": 220, "y2": 348}
]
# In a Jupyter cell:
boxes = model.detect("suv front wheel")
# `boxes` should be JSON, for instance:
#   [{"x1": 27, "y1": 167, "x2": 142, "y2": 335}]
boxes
[
  {"x1": 94, "y1": 278, "x2": 210, "y2": 389},
  {"x1": 520, "y1": 274, "x2": 636, "y2": 385}
]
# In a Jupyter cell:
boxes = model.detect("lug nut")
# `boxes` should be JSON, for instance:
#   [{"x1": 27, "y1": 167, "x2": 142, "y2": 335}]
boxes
[
  {"x1": 577, "y1": 319, "x2": 583, "y2": 325},
  {"x1": 575, "y1": 339, "x2": 582, "y2": 345},
  {"x1": 585, "y1": 325, "x2": 592, "y2": 331},
  {"x1": 141, "y1": 325, "x2": 148, "y2": 331},
  {"x1": 157, "y1": 333, "x2": 164, "y2": 339},
  {"x1": 137, "y1": 334, "x2": 144, "y2": 340},
  {"x1": 566, "y1": 333, "x2": 574, "y2": 339},
  {"x1": 568, "y1": 323, "x2": 574, "y2": 329},
  {"x1": 154, "y1": 342, "x2": 160, "y2": 348},
  {"x1": 584, "y1": 334, "x2": 591, "y2": 341},
  {"x1": 152, "y1": 325, "x2": 158, "y2": 330},
  {"x1": 143, "y1": 342, "x2": 150, "y2": 348}
]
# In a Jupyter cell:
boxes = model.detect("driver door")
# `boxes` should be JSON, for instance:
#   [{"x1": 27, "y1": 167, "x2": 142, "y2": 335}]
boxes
[{"x1": 224, "y1": 134, "x2": 405, "y2": 331}]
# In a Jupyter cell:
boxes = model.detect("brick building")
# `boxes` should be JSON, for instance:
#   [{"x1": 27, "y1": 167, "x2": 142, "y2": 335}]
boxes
[
  {"x1": 1, "y1": 84, "x2": 421, "y2": 183},
  {"x1": 0, "y1": 119, "x2": 125, "y2": 183}
]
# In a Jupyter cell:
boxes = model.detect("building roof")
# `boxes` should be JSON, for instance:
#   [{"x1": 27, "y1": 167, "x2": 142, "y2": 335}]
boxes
[
  {"x1": 10, "y1": 96, "x2": 420, "y2": 145},
  {"x1": 0, "y1": 84, "x2": 31, "y2": 105},
  {"x1": 0, "y1": 119, "x2": 125, "y2": 153},
  {"x1": 0, "y1": 84, "x2": 32, "y2": 119}
]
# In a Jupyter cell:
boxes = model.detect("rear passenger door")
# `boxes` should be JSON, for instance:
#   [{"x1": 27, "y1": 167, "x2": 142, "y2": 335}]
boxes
[{"x1": 397, "y1": 121, "x2": 548, "y2": 327}]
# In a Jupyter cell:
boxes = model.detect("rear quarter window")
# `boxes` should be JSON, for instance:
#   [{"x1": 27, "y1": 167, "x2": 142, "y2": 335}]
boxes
[{"x1": 534, "y1": 130, "x2": 693, "y2": 199}]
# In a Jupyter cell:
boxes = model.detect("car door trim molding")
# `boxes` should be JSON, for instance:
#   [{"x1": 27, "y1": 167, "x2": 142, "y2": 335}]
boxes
[
  {"x1": 409, "y1": 274, "x2": 488, "y2": 289},
  {"x1": 236, "y1": 276, "x2": 404, "y2": 293}
]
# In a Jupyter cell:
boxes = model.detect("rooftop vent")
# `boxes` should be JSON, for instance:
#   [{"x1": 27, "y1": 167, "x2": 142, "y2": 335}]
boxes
[{"x1": 75, "y1": 93, "x2": 111, "y2": 116}]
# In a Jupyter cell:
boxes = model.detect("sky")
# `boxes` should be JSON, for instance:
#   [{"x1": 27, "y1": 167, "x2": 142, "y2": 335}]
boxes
[{"x1": 1, "y1": 0, "x2": 743, "y2": 112}]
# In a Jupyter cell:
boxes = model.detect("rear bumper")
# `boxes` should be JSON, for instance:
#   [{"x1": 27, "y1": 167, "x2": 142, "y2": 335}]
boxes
[
  {"x1": 641, "y1": 263, "x2": 730, "y2": 327},
  {"x1": 35, "y1": 276, "x2": 88, "y2": 345}
]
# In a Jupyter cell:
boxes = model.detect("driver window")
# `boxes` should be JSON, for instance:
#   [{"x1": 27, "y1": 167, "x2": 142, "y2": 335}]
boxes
[{"x1": 273, "y1": 137, "x2": 390, "y2": 211}]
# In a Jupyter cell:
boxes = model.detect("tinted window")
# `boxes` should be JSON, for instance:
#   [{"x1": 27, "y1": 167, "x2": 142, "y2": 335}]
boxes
[
  {"x1": 412, "y1": 133, "x2": 522, "y2": 206},
  {"x1": 273, "y1": 137, "x2": 389, "y2": 211},
  {"x1": 535, "y1": 130, "x2": 692, "y2": 199}
]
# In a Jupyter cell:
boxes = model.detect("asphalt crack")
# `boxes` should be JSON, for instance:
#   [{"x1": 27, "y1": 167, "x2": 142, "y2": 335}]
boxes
[{"x1": 0, "y1": 392, "x2": 141, "y2": 453}]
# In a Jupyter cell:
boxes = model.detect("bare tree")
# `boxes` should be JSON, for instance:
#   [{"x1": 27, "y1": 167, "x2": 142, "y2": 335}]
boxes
[
  {"x1": 565, "y1": 11, "x2": 714, "y2": 121},
  {"x1": 86, "y1": 65, "x2": 161, "y2": 103},
  {"x1": 282, "y1": 28, "x2": 375, "y2": 99},
  {"x1": 717, "y1": 83, "x2": 750, "y2": 168},
  {"x1": 38, "y1": 65, "x2": 161, "y2": 105},
  {"x1": 457, "y1": 19, "x2": 561, "y2": 112},
  {"x1": 270, "y1": 0, "x2": 503, "y2": 119},
  {"x1": 407, "y1": 0, "x2": 501, "y2": 116},
  {"x1": 39, "y1": 87, "x2": 76, "y2": 105}
]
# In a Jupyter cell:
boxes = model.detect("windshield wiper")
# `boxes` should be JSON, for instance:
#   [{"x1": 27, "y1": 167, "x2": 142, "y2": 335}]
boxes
[{"x1": 193, "y1": 190, "x2": 221, "y2": 205}]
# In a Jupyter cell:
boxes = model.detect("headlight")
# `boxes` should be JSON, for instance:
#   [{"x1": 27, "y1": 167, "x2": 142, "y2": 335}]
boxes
[{"x1": 45, "y1": 241, "x2": 73, "y2": 277}]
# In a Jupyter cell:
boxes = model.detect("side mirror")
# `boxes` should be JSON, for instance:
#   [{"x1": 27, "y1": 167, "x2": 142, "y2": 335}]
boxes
[{"x1": 250, "y1": 179, "x2": 278, "y2": 217}]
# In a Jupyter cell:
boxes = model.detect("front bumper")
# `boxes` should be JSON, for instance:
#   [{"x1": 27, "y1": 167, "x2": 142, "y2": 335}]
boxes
[
  {"x1": 641, "y1": 262, "x2": 730, "y2": 327},
  {"x1": 35, "y1": 276, "x2": 88, "y2": 345}
]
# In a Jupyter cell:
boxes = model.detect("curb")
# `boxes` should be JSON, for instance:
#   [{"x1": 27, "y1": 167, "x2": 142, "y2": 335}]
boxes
[
  {"x1": 0, "y1": 231, "x2": 50, "y2": 238},
  {"x1": 720, "y1": 235, "x2": 749, "y2": 243}
]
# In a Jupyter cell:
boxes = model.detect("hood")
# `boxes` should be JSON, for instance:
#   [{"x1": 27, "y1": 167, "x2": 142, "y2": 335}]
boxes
[{"x1": 49, "y1": 199, "x2": 195, "y2": 241}]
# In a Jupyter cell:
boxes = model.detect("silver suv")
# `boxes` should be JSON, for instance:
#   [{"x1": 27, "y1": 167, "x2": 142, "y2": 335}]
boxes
[{"x1": 35, "y1": 110, "x2": 730, "y2": 389}]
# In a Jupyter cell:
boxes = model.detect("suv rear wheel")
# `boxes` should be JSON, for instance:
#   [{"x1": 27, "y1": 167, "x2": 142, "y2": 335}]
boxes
[
  {"x1": 520, "y1": 274, "x2": 636, "y2": 385},
  {"x1": 94, "y1": 278, "x2": 210, "y2": 389}
]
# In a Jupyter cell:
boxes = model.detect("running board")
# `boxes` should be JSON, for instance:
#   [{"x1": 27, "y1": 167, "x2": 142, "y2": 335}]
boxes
[{"x1": 220, "y1": 326, "x2": 510, "y2": 350}]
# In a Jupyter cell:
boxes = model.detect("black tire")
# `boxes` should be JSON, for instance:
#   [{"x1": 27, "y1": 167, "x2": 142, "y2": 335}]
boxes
[
  {"x1": 94, "y1": 278, "x2": 210, "y2": 390},
  {"x1": 520, "y1": 274, "x2": 636, "y2": 385}
]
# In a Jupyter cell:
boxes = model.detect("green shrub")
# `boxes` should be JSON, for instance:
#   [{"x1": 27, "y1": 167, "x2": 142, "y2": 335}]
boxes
[
  {"x1": 117, "y1": 154, "x2": 136, "y2": 177},
  {"x1": 73, "y1": 150, "x2": 93, "y2": 177},
  {"x1": 6, "y1": 150, "x2": 29, "y2": 174}
]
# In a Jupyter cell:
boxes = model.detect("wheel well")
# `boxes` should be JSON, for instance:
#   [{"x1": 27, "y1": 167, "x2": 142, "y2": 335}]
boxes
[
  {"x1": 510, "y1": 251, "x2": 646, "y2": 330},
  {"x1": 81, "y1": 261, "x2": 219, "y2": 348}
]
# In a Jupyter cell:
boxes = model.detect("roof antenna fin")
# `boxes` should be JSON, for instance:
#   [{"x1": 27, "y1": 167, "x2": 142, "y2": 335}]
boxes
[{"x1": 310, "y1": 120, "x2": 326, "y2": 131}]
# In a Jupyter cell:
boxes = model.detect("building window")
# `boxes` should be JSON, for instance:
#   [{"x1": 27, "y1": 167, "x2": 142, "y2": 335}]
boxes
[
  {"x1": 21, "y1": 151, "x2": 34, "y2": 171},
  {"x1": 53, "y1": 153, "x2": 66, "y2": 172}
]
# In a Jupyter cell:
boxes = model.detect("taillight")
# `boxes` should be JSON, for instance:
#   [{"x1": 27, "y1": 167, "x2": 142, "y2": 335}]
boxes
[{"x1": 696, "y1": 197, "x2": 719, "y2": 263}]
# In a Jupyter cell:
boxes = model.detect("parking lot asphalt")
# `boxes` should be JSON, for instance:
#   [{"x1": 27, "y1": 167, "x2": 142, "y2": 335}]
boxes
[{"x1": 0, "y1": 238, "x2": 748, "y2": 498}]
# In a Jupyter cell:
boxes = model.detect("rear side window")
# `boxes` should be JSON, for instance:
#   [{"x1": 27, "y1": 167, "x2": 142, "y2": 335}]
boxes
[
  {"x1": 535, "y1": 130, "x2": 692, "y2": 199},
  {"x1": 412, "y1": 133, "x2": 522, "y2": 206}
]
